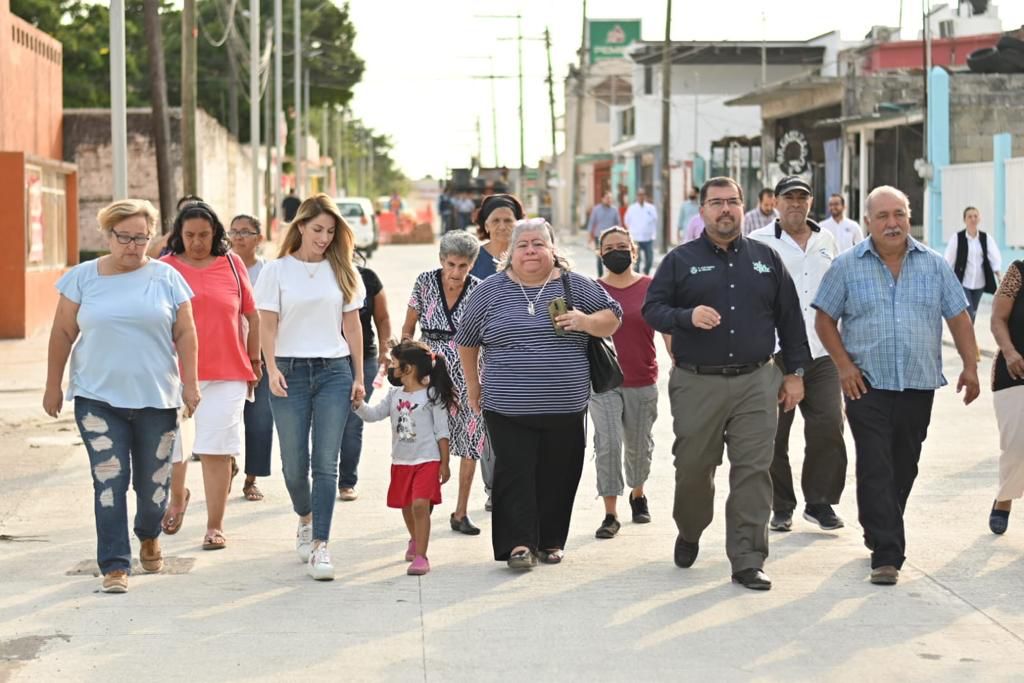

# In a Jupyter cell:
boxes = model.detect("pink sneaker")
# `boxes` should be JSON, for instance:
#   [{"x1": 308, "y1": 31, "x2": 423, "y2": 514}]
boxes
[
  {"x1": 405, "y1": 539, "x2": 415, "y2": 562},
  {"x1": 407, "y1": 555, "x2": 430, "y2": 575}
]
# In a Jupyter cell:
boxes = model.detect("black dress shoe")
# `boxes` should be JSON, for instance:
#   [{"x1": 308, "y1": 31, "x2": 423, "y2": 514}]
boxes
[
  {"x1": 731, "y1": 568, "x2": 772, "y2": 591},
  {"x1": 673, "y1": 535, "x2": 699, "y2": 568},
  {"x1": 450, "y1": 514, "x2": 481, "y2": 535}
]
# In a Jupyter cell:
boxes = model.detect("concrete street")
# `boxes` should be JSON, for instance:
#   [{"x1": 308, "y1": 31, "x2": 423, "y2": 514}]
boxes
[{"x1": 1, "y1": 237, "x2": 1022, "y2": 682}]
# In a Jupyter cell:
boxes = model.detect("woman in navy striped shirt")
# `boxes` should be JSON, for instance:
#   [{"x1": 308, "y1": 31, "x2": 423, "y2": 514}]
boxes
[{"x1": 456, "y1": 218, "x2": 622, "y2": 569}]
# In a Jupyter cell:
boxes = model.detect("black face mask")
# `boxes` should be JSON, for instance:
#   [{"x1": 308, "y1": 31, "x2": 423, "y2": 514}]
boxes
[
  {"x1": 386, "y1": 367, "x2": 403, "y2": 387},
  {"x1": 601, "y1": 249, "x2": 633, "y2": 274}
]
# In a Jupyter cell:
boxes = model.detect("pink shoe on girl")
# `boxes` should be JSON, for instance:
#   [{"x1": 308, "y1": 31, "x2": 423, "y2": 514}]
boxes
[
  {"x1": 407, "y1": 555, "x2": 430, "y2": 575},
  {"x1": 405, "y1": 539, "x2": 415, "y2": 562}
]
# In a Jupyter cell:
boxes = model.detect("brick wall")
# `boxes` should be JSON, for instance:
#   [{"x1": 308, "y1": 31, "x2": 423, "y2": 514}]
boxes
[
  {"x1": 949, "y1": 74, "x2": 1024, "y2": 163},
  {"x1": 64, "y1": 108, "x2": 262, "y2": 252}
]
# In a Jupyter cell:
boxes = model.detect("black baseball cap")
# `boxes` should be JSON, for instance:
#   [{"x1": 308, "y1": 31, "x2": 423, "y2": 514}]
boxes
[{"x1": 774, "y1": 176, "x2": 812, "y2": 196}]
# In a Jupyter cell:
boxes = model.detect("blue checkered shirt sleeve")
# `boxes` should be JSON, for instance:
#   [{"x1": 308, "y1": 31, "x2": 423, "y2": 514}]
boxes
[
  {"x1": 811, "y1": 259, "x2": 848, "y2": 320},
  {"x1": 939, "y1": 259, "x2": 970, "y2": 319}
]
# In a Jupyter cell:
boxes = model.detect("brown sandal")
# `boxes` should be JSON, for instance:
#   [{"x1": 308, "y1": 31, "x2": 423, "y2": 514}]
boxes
[
  {"x1": 228, "y1": 456, "x2": 239, "y2": 493},
  {"x1": 202, "y1": 529, "x2": 226, "y2": 550},
  {"x1": 161, "y1": 488, "x2": 190, "y2": 535},
  {"x1": 242, "y1": 479, "x2": 264, "y2": 501}
]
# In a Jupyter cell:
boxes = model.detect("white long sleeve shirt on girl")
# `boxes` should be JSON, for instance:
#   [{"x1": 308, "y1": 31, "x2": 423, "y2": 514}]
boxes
[{"x1": 354, "y1": 387, "x2": 450, "y2": 465}]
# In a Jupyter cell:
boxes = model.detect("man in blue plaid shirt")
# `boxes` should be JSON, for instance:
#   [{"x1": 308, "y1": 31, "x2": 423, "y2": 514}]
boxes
[{"x1": 813, "y1": 185, "x2": 980, "y2": 587}]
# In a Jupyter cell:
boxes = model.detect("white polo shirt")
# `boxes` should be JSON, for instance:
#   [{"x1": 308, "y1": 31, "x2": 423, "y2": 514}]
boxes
[
  {"x1": 820, "y1": 216, "x2": 864, "y2": 252},
  {"x1": 749, "y1": 222, "x2": 838, "y2": 359},
  {"x1": 624, "y1": 201, "x2": 659, "y2": 242}
]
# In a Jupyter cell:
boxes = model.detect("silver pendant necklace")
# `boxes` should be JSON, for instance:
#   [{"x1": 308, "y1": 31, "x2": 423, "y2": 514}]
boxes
[
  {"x1": 517, "y1": 276, "x2": 550, "y2": 316},
  {"x1": 297, "y1": 254, "x2": 324, "y2": 279}
]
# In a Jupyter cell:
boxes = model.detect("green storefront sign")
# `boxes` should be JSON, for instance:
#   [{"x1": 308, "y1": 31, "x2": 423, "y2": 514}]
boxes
[{"x1": 589, "y1": 19, "x2": 641, "y2": 63}]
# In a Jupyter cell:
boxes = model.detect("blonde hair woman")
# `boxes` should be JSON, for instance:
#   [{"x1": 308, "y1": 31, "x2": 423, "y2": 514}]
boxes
[
  {"x1": 44, "y1": 199, "x2": 199, "y2": 593},
  {"x1": 254, "y1": 193, "x2": 365, "y2": 581}
]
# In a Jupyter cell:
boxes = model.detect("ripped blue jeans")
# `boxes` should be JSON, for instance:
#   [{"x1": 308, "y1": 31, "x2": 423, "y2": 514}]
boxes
[{"x1": 74, "y1": 397, "x2": 178, "y2": 575}]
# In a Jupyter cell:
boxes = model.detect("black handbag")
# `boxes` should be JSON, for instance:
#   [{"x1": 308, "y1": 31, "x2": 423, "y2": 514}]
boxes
[{"x1": 560, "y1": 272, "x2": 624, "y2": 393}]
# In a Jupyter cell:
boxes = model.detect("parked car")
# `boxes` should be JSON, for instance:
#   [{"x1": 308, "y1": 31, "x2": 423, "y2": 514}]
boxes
[{"x1": 335, "y1": 196, "x2": 379, "y2": 257}]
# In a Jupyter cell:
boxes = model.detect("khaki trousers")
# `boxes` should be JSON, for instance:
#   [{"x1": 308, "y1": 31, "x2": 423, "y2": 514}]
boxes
[{"x1": 669, "y1": 362, "x2": 782, "y2": 573}]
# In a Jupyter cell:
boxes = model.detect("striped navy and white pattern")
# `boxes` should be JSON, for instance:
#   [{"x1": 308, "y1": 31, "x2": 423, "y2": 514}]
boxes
[{"x1": 455, "y1": 271, "x2": 623, "y2": 416}]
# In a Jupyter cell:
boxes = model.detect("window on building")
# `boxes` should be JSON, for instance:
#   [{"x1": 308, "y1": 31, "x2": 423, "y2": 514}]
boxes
[{"x1": 643, "y1": 66, "x2": 653, "y2": 95}]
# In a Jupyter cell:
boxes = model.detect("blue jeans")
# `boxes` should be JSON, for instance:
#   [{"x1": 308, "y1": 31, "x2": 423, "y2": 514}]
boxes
[
  {"x1": 243, "y1": 370, "x2": 273, "y2": 477},
  {"x1": 270, "y1": 356, "x2": 354, "y2": 541},
  {"x1": 74, "y1": 397, "x2": 178, "y2": 575},
  {"x1": 338, "y1": 355, "x2": 379, "y2": 489},
  {"x1": 963, "y1": 287, "x2": 984, "y2": 323},
  {"x1": 636, "y1": 240, "x2": 655, "y2": 274}
]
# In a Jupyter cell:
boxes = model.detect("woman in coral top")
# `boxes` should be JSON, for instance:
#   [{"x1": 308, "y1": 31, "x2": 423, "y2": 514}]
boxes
[{"x1": 161, "y1": 201, "x2": 260, "y2": 550}]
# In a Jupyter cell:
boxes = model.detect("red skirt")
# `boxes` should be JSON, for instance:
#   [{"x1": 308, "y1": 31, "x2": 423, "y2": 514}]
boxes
[{"x1": 387, "y1": 461, "x2": 442, "y2": 508}]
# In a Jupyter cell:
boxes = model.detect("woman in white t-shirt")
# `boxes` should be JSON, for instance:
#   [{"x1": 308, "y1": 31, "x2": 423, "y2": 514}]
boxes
[{"x1": 255, "y1": 194, "x2": 365, "y2": 581}]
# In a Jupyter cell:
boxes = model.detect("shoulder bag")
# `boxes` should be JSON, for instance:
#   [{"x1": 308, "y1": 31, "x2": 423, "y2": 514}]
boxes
[{"x1": 560, "y1": 272, "x2": 624, "y2": 394}]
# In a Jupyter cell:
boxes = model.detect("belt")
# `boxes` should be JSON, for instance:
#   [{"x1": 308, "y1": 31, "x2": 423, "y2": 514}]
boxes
[{"x1": 676, "y1": 358, "x2": 771, "y2": 376}]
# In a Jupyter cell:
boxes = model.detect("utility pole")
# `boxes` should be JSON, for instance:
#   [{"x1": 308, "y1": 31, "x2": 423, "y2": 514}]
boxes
[
  {"x1": 489, "y1": 57, "x2": 499, "y2": 167},
  {"x1": 293, "y1": 0, "x2": 302, "y2": 197},
  {"x1": 264, "y1": 62, "x2": 273, "y2": 231},
  {"x1": 340, "y1": 108, "x2": 349, "y2": 194},
  {"x1": 661, "y1": 0, "x2": 673, "y2": 253},
  {"x1": 569, "y1": 0, "x2": 588, "y2": 231},
  {"x1": 544, "y1": 27, "x2": 557, "y2": 164},
  {"x1": 249, "y1": 0, "x2": 260, "y2": 214},
  {"x1": 273, "y1": 0, "x2": 283, "y2": 230},
  {"x1": 110, "y1": 0, "x2": 127, "y2": 200},
  {"x1": 475, "y1": 115, "x2": 483, "y2": 166},
  {"x1": 182, "y1": 0, "x2": 198, "y2": 195},
  {"x1": 304, "y1": 67, "x2": 310, "y2": 190},
  {"x1": 143, "y1": 0, "x2": 173, "y2": 230},
  {"x1": 516, "y1": 13, "x2": 525, "y2": 196}
]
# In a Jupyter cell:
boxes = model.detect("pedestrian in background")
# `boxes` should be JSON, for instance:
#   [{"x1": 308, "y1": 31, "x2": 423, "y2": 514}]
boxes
[
  {"x1": 162, "y1": 202, "x2": 260, "y2": 551},
  {"x1": 944, "y1": 206, "x2": 1002, "y2": 324},
  {"x1": 644, "y1": 176, "x2": 810, "y2": 591},
  {"x1": 749, "y1": 176, "x2": 848, "y2": 534},
  {"x1": 591, "y1": 227, "x2": 671, "y2": 540},
  {"x1": 587, "y1": 191, "x2": 620, "y2": 276},
  {"x1": 354, "y1": 341, "x2": 454, "y2": 576},
  {"x1": 470, "y1": 193, "x2": 524, "y2": 281},
  {"x1": 455, "y1": 193, "x2": 475, "y2": 231},
  {"x1": 228, "y1": 214, "x2": 272, "y2": 502},
  {"x1": 255, "y1": 193, "x2": 366, "y2": 582},
  {"x1": 820, "y1": 194, "x2": 864, "y2": 252},
  {"x1": 457, "y1": 218, "x2": 622, "y2": 569},
  {"x1": 987, "y1": 259, "x2": 1024, "y2": 534},
  {"x1": 337, "y1": 260, "x2": 393, "y2": 502},
  {"x1": 403, "y1": 231, "x2": 485, "y2": 535},
  {"x1": 624, "y1": 188, "x2": 658, "y2": 274},
  {"x1": 282, "y1": 188, "x2": 301, "y2": 223},
  {"x1": 742, "y1": 188, "x2": 778, "y2": 236},
  {"x1": 814, "y1": 185, "x2": 979, "y2": 586},
  {"x1": 677, "y1": 186, "x2": 700, "y2": 244},
  {"x1": 44, "y1": 199, "x2": 199, "y2": 593},
  {"x1": 145, "y1": 194, "x2": 204, "y2": 259}
]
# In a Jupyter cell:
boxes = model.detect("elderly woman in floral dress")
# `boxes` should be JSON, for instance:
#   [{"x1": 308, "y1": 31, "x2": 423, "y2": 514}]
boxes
[{"x1": 402, "y1": 231, "x2": 485, "y2": 535}]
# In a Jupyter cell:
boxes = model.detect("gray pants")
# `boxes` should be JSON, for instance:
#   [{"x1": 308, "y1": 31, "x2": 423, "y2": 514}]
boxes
[
  {"x1": 669, "y1": 362, "x2": 781, "y2": 573},
  {"x1": 590, "y1": 384, "x2": 658, "y2": 496},
  {"x1": 770, "y1": 353, "x2": 847, "y2": 514}
]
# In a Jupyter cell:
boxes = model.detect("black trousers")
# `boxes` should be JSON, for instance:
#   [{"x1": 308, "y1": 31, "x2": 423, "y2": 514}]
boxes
[
  {"x1": 484, "y1": 410, "x2": 586, "y2": 560},
  {"x1": 844, "y1": 386, "x2": 935, "y2": 569},
  {"x1": 770, "y1": 354, "x2": 848, "y2": 513}
]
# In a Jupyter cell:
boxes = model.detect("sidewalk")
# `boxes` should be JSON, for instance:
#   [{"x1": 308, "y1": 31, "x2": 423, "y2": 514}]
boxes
[{"x1": 2, "y1": 242, "x2": 1023, "y2": 681}]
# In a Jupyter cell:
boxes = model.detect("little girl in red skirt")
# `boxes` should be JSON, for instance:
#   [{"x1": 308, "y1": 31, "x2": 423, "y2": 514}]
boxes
[{"x1": 354, "y1": 340, "x2": 454, "y2": 575}]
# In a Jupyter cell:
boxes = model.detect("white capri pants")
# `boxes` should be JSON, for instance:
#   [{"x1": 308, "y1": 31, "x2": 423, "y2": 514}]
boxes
[
  {"x1": 995, "y1": 384, "x2": 1024, "y2": 501},
  {"x1": 171, "y1": 380, "x2": 247, "y2": 462}
]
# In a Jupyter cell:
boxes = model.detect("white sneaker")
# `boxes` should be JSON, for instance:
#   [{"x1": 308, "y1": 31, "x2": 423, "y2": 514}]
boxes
[
  {"x1": 296, "y1": 522, "x2": 313, "y2": 563},
  {"x1": 307, "y1": 543, "x2": 335, "y2": 581}
]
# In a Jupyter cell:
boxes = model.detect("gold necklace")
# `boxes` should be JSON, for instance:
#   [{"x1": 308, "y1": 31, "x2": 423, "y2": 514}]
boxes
[{"x1": 296, "y1": 254, "x2": 324, "y2": 279}]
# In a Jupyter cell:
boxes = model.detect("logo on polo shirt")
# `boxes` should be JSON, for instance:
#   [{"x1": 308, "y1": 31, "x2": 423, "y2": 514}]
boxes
[
  {"x1": 752, "y1": 261, "x2": 771, "y2": 274},
  {"x1": 690, "y1": 265, "x2": 716, "y2": 275}
]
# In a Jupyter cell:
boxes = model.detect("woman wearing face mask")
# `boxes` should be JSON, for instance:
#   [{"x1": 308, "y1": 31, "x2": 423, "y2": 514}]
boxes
[{"x1": 590, "y1": 227, "x2": 672, "y2": 540}]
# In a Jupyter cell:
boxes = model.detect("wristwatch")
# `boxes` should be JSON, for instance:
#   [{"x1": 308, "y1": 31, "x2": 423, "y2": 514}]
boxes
[{"x1": 791, "y1": 367, "x2": 805, "y2": 378}]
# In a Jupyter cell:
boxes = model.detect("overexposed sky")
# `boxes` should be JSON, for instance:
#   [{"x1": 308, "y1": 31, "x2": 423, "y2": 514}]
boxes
[{"x1": 346, "y1": 0, "x2": 1024, "y2": 179}]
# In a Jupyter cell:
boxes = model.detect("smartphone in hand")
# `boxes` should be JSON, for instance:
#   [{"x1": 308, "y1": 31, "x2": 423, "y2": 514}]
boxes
[{"x1": 548, "y1": 297, "x2": 568, "y2": 335}]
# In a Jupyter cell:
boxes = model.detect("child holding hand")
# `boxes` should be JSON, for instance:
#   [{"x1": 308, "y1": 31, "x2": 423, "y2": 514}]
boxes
[{"x1": 354, "y1": 340, "x2": 453, "y2": 575}]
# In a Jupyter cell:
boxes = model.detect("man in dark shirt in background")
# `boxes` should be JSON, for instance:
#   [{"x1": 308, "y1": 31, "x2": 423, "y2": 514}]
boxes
[
  {"x1": 643, "y1": 176, "x2": 810, "y2": 591},
  {"x1": 282, "y1": 188, "x2": 301, "y2": 223}
]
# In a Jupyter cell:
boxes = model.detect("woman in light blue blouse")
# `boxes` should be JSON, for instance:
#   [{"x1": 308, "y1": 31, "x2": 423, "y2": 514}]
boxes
[{"x1": 44, "y1": 199, "x2": 200, "y2": 594}]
